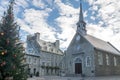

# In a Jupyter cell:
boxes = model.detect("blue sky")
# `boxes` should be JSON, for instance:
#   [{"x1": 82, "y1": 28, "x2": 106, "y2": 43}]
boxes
[{"x1": 0, "y1": 0, "x2": 120, "y2": 51}]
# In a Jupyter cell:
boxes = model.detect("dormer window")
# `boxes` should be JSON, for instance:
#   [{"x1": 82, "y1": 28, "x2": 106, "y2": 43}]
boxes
[
  {"x1": 49, "y1": 44, "x2": 51, "y2": 47},
  {"x1": 44, "y1": 46, "x2": 47, "y2": 50},
  {"x1": 43, "y1": 42, "x2": 46, "y2": 45},
  {"x1": 51, "y1": 48, "x2": 53, "y2": 52}
]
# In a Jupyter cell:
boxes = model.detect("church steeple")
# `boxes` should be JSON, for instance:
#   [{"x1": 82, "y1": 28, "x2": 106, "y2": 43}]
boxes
[
  {"x1": 77, "y1": 0, "x2": 86, "y2": 35},
  {"x1": 79, "y1": 1, "x2": 84, "y2": 21}
]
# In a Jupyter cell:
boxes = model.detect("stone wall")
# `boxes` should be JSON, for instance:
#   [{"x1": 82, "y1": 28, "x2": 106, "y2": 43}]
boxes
[{"x1": 94, "y1": 49, "x2": 120, "y2": 76}]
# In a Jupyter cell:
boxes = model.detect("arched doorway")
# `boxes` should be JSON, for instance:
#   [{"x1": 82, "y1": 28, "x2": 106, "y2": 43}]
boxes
[{"x1": 74, "y1": 58, "x2": 82, "y2": 74}]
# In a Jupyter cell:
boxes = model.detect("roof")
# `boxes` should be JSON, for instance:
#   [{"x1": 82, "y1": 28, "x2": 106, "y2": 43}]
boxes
[
  {"x1": 83, "y1": 34, "x2": 120, "y2": 55},
  {"x1": 25, "y1": 53, "x2": 40, "y2": 57},
  {"x1": 37, "y1": 40, "x2": 63, "y2": 55},
  {"x1": 26, "y1": 33, "x2": 63, "y2": 55}
]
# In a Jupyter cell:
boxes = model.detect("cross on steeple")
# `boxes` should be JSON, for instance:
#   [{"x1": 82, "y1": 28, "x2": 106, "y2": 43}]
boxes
[{"x1": 77, "y1": 0, "x2": 87, "y2": 35}]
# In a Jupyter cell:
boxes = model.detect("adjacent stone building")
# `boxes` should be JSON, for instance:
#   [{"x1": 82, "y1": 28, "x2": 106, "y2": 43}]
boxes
[
  {"x1": 25, "y1": 33, "x2": 63, "y2": 76},
  {"x1": 64, "y1": 2, "x2": 120, "y2": 77}
]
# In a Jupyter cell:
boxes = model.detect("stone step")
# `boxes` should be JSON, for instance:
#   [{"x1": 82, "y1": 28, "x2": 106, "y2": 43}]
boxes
[{"x1": 65, "y1": 74, "x2": 81, "y2": 77}]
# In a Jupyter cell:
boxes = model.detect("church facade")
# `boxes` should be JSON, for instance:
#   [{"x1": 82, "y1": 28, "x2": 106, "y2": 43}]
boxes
[{"x1": 64, "y1": 2, "x2": 120, "y2": 77}]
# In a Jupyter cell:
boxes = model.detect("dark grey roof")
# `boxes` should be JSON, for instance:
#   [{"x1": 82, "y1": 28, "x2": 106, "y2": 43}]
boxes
[
  {"x1": 25, "y1": 53, "x2": 40, "y2": 57},
  {"x1": 83, "y1": 34, "x2": 120, "y2": 55}
]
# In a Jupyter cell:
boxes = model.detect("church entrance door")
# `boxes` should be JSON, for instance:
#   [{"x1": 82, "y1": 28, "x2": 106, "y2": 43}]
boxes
[
  {"x1": 75, "y1": 63, "x2": 82, "y2": 74},
  {"x1": 74, "y1": 58, "x2": 82, "y2": 74}
]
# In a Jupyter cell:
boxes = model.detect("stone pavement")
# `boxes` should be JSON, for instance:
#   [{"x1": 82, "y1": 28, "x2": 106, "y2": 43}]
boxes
[{"x1": 27, "y1": 76, "x2": 120, "y2": 80}]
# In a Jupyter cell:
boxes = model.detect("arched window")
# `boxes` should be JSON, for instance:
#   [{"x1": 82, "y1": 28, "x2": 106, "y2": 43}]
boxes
[
  {"x1": 114, "y1": 57, "x2": 117, "y2": 66},
  {"x1": 98, "y1": 52, "x2": 103, "y2": 65},
  {"x1": 106, "y1": 54, "x2": 110, "y2": 65}
]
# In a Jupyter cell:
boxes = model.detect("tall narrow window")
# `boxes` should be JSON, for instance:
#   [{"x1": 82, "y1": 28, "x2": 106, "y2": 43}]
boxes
[
  {"x1": 29, "y1": 57, "x2": 31, "y2": 63},
  {"x1": 34, "y1": 58, "x2": 37, "y2": 64},
  {"x1": 86, "y1": 56, "x2": 91, "y2": 67},
  {"x1": 106, "y1": 54, "x2": 110, "y2": 65},
  {"x1": 114, "y1": 57, "x2": 117, "y2": 66},
  {"x1": 98, "y1": 52, "x2": 103, "y2": 65}
]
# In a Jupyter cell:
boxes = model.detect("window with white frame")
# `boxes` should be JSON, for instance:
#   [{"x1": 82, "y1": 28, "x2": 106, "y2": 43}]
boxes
[
  {"x1": 98, "y1": 52, "x2": 103, "y2": 65},
  {"x1": 34, "y1": 58, "x2": 37, "y2": 64},
  {"x1": 86, "y1": 56, "x2": 91, "y2": 67},
  {"x1": 106, "y1": 54, "x2": 110, "y2": 65},
  {"x1": 47, "y1": 63, "x2": 49, "y2": 66},
  {"x1": 42, "y1": 62, "x2": 45, "y2": 66},
  {"x1": 114, "y1": 57, "x2": 117, "y2": 66}
]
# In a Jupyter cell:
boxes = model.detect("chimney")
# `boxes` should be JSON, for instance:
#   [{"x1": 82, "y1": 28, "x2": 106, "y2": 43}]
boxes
[
  {"x1": 35, "y1": 32, "x2": 40, "y2": 41},
  {"x1": 55, "y1": 40, "x2": 59, "y2": 49}
]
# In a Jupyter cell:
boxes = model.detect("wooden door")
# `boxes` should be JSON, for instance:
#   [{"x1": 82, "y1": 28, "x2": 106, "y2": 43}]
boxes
[{"x1": 75, "y1": 63, "x2": 82, "y2": 74}]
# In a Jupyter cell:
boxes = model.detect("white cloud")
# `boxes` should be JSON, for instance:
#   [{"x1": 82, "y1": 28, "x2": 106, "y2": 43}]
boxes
[
  {"x1": 87, "y1": 0, "x2": 120, "y2": 50},
  {"x1": 0, "y1": 0, "x2": 9, "y2": 19},
  {"x1": 17, "y1": 18, "x2": 32, "y2": 33},
  {"x1": 90, "y1": 16, "x2": 95, "y2": 20},
  {"x1": 32, "y1": 0, "x2": 46, "y2": 9},
  {"x1": 54, "y1": 0, "x2": 80, "y2": 50},
  {"x1": 0, "y1": 6, "x2": 4, "y2": 19},
  {"x1": 87, "y1": 0, "x2": 94, "y2": 5},
  {"x1": 18, "y1": 8, "x2": 56, "y2": 42},
  {"x1": 15, "y1": 0, "x2": 28, "y2": 8},
  {"x1": 0, "y1": 0, "x2": 120, "y2": 51}
]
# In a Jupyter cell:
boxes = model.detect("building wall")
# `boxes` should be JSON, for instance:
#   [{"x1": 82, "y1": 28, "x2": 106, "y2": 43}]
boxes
[
  {"x1": 25, "y1": 55, "x2": 40, "y2": 76},
  {"x1": 26, "y1": 33, "x2": 63, "y2": 76},
  {"x1": 40, "y1": 51, "x2": 63, "y2": 76},
  {"x1": 94, "y1": 49, "x2": 120, "y2": 76}
]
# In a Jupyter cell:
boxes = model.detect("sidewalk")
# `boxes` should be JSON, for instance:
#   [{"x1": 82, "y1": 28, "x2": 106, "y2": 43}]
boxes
[{"x1": 27, "y1": 76, "x2": 120, "y2": 80}]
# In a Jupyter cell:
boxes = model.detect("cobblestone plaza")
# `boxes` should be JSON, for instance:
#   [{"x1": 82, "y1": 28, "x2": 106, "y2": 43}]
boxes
[{"x1": 28, "y1": 76, "x2": 120, "y2": 80}]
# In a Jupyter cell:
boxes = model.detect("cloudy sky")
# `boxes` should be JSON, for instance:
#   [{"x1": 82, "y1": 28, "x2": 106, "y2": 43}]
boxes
[{"x1": 0, "y1": 0, "x2": 120, "y2": 51}]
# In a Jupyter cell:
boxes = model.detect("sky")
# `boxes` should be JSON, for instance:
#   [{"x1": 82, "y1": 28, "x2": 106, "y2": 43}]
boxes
[{"x1": 0, "y1": 0, "x2": 120, "y2": 51}]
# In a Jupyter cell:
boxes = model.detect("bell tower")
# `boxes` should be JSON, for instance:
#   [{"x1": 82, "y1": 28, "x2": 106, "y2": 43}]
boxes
[{"x1": 76, "y1": 0, "x2": 87, "y2": 35}]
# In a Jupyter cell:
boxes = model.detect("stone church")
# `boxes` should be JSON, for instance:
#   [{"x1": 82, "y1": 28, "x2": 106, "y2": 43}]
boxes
[{"x1": 64, "y1": 2, "x2": 120, "y2": 76}]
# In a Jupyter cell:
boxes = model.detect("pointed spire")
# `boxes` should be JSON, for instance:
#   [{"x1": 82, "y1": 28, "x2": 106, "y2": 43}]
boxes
[
  {"x1": 79, "y1": 0, "x2": 84, "y2": 21},
  {"x1": 77, "y1": 0, "x2": 87, "y2": 35}
]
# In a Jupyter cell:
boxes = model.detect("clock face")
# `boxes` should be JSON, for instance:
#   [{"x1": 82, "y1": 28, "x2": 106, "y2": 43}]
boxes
[{"x1": 76, "y1": 35, "x2": 80, "y2": 41}]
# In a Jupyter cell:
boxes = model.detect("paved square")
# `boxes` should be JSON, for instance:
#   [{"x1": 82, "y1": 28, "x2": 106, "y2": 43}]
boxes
[{"x1": 27, "y1": 76, "x2": 120, "y2": 80}]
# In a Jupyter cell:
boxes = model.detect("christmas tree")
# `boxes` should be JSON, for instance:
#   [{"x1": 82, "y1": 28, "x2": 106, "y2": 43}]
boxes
[{"x1": 0, "y1": 0, "x2": 27, "y2": 80}]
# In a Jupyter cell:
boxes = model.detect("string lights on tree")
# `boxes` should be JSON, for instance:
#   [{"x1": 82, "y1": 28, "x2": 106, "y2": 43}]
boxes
[
  {"x1": 0, "y1": 0, "x2": 27, "y2": 79},
  {"x1": 0, "y1": 32, "x2": 4, "y2": 36}
]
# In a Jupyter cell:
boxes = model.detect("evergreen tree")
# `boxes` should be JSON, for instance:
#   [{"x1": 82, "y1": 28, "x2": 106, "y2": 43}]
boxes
[{"x1": 0, "y1": 0, "x2": 27, "y2": 80}]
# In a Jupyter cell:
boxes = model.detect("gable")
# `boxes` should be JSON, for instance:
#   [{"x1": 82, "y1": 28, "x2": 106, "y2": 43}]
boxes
[{"x1": 67, "y1": 32, "x2": 94, "y2": 53}]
